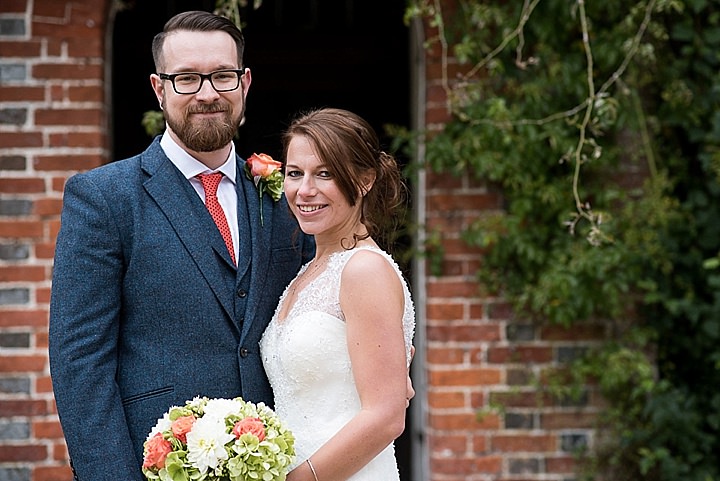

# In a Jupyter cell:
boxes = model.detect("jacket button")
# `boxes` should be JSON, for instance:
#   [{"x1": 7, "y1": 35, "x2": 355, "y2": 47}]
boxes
[
  {"x1": 237, "y1": 289, "x2": 247, "y2": 298},
  {"x1": 240, "y1": 348, "x2": 249, "y2": 357}
]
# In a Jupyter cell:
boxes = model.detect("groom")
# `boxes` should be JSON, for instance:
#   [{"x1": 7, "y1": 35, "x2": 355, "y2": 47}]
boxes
[{"x1": 48, "y1": 11, "x2": 314, "y2": 481}]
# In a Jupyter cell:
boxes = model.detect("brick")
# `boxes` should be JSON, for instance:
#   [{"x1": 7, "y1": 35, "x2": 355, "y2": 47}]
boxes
[
  {"x1": 426, "y1": 302, "x2": 464, "y2": 320},
  {"x1": 0, "y1": 332, "x2": 30, "y2": 348},
  {"x1": 0, "y1": 18, "x2": 26, "y2": 36},
  {"x1": 507, "y1": 324, "x2": 536, "y2": 341},
  {"x1": 0, "y1": 354, "x2": 47, "y2": 373},
  {"x1": 542, "y1": 323, "x2": 606, "y2": 341},
  {"x1": 431, "y1": 455, "x2": 502, "y2": 475},
  {"x1": 0, "y1": 467, "x2": 31, "y2": 481},
  {"x1": 51, "y1": 177, "x2": 68, "y2": 193},
  {"x1": 491, "y1": 434, "x2": 556, "y2": 452},
  {"x1": 541, "y1": 412, "x2": 596, "y2": 430},
  {"x1": 508, "y1": 457, "x2": 541, "y2": 475},
  {"x1": 49, "y1": 131, "x2": 105, "y2": 148},
  {"x1": 0, "y1": 266, "x2": 47, "y2": 282},
  {"x1": 0, "y1": 199, "x2": 32, "y2": 215},
  {"x1": 0, "y1": 400, "x2": 49, "y2": 417},
  {"x1": 49, "y1": 84, "x2": 63, "y2": 101},
  {"x1": 33, "y1": 63, "x2": 102, "y2": 81},
  {"x1": 0, "y1": 0, "x2": 27, "y2": 13},
  {"x1": 430, "y1": 412, "x2": 500, "y2": 430},
  {"x1": 35, "y1": 242, "x2": 56, "y2": 259},
  {"x1": 34, "y1": 108, "x2": 103, "y2": 126},
  {"x1": 427, "y1": 280, "x2": 479, "y2": 298},
  {"x1": 0, "y1": 40, "x2": 42, "y2": 57},
  {"x1": 67, "y1": 37, "x2": 103, "y2": 57},
  {"x1": 545, "y1": 455, "x2": 576, "y2": 473},
  {"x1": 507, "y1": 368, "x2": 532, "y2": 386},
  {"x1": 426, "y1": 171, "x2": 462, "y2": 189},
  {"x1": 0, "y1": 288, "x2": 29, "y2": 305},
  {"x1": 0, "y1": 220, "x2": 44, "y2": 238},
  {"x1": 0, "y1": 131, "x2": 43, "y2": 148},
  {"x1": 429, "y1": 368, "x2": 501, "y2": 386},
  {"x1": 427, "y1": 324, "x2": 501, "y2": 342},
  {"x1": 428, "y1": 390, "x2": 466, "y2": 409},
  {"x1": 33, "y1": 465, "x2": 73, "y2": 481},
  {"x1": 487, "y1": 346, "x2": 553, "y2": 364},
  {"x1": 429, "y1": 434, "x2": 467, "y2": 454},
  {"x1": 0, "y1": 85, "x2": 45, "y2": 102},
  {"x1": 33, "y1": 198, "x2": 63, "y2": 216},
  {"x1": 35, "y1": 375, "x2": 54, "y2": 394},
  {"x1": 0, "y1": 445, "x2": 48, "y2": 462},
  {"x1": 426, "y1": 347, "x2": 466, "y2": 364},
  {"x1": 0, "y1": 309, "x2": 49, "y2": 327},
  {"x1": 32, "y1": 20, "x2": 101, "y2": 40},
  {"x1": 0, "y1": 155, "x2": 26, "y2": 170},
  {"x1": 560, "y1": 433, "x2": 588, "y2": 452},
  {"x1": 490, "y1": 390, "x2": 555, "y2": 408},
  {"x1": 36, "y1": 330, "x2": 49, "y2": 348},
  {"x1": 52, "y1": 443, "x2": 68, "y2": 462},
  {"x1": 33, "y1": 420, "x2": 64, "y2": 439},
  {"x1": 556, "y1": 346, "x2": 588, "y2": 363},
  {"x1": 0, "y1": 377, "x2": 31, "y2": 394},
  {"x1": 0, "y1": 420, "x2": 30, "y2": 439},
  {"x1": 0, "y1": 178, "x2": 45, "y2": 194},
  {"x1": 505, "y1": 412, "x2": 535, "y2": 429},
  {"x1": 67, "y1": 85, "x2": 103, "y2": 102},
  {"x1": 0, "y1": 63, "x2": 27, "y2": 81},
  {"x1": 0, "y1": 107, "x2": 27, "y2": 124},
  {"x1": 34, "y1": 154, "x2": 103, "y2": 171}
]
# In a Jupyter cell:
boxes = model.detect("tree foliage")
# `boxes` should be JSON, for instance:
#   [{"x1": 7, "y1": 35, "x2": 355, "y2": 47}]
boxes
[{"x1": 405, "y1": 0, "x2": 720, "y2": 479}]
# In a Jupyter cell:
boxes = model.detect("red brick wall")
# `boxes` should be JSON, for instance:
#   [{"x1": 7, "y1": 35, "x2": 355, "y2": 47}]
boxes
[
  {"x1": 0, "y1": 1, "x2": 108, "y2": 480},
  {"x1": 418, "y1": 8, "x2": 602, "y2": 481},
  {"x1": 0, "y1": 2, "x2": 601, "y2": 481}
]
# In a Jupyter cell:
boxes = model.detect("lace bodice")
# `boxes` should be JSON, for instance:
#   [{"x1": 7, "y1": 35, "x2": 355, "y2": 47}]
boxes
[{"x1": 260, "y1": 246, "x2": 415, "y2": 480}]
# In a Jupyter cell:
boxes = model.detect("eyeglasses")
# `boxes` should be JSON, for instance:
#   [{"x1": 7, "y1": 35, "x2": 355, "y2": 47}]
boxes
[{"x1": 158, "y1": 68, "x2": 246, "y2": 95}]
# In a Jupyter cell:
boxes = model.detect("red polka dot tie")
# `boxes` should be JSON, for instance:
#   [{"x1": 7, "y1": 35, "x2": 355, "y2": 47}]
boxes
[{"x1": 196, "y1": 173, "x2": 236, "y2": 265}]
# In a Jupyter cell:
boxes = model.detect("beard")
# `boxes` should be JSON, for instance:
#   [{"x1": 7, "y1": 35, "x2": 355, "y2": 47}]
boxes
[{"x1": 164, "y1": 99, "x2": 245, "y2": 152}]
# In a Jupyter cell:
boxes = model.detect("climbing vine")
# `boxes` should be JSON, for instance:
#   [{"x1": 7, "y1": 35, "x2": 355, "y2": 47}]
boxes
[{"x1": 404, "y1": 0, "x2": 720, "y2": 479}]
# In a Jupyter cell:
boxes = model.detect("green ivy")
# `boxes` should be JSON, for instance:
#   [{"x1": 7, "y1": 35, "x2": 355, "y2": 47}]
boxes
[{"x1": 405, "y1": 0, "x2": 720, "y2": 479}]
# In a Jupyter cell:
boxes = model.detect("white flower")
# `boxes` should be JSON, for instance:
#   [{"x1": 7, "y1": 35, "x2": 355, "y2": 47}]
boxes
[
  {"x1": 186, "y1": 416, "x2": 235, "y2": 474},
  {"x1": 146, "y1": 412, "x2": 173, "y2": 442},
  {"x1": 203, "y1": 397, "x2": 244, "y2": 421}
]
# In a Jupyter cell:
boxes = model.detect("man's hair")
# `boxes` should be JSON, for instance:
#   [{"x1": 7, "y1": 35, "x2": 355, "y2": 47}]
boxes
[{"x1": 151, "y1": 10, "x2": 245, "y2": 71}]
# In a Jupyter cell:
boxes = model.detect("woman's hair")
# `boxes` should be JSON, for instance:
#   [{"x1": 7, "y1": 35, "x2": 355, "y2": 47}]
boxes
[
  {"x1": 282, "y1": 107, "x2": 407, "y2": 249},
  {"x1": 151, "y1": 11, "x2": 245, "y2": 72}
]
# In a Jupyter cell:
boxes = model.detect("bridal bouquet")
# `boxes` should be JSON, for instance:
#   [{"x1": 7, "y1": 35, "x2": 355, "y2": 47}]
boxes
[{"x1": 142, "y1": 396, "x2": 295, "y2": 481}]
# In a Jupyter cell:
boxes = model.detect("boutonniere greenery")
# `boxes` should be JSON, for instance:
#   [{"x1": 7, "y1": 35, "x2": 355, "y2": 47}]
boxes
[{"x1": 244, "y1": 153, "x2": 283, "y2": 226}]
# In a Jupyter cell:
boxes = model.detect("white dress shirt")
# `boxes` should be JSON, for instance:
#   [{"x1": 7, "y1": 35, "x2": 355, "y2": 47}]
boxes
[{"x1": 160, "y1": 133, "x2": 239, "y2": 262}]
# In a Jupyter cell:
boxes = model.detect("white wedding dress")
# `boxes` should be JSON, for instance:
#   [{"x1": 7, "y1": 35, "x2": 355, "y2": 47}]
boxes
[{"x1": 260, "y1": 246, "x2": 415, "y2": 481}]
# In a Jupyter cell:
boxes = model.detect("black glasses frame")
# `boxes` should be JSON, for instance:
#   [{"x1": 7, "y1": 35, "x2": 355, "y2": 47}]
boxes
[{"x1": 158, "y1": 68, "x2": 246, "y2": 95}]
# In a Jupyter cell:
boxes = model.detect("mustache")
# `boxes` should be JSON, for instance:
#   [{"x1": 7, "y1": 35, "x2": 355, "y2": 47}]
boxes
[{"x1": 187, "y1": 103, "x2": 229, "y2": 114}]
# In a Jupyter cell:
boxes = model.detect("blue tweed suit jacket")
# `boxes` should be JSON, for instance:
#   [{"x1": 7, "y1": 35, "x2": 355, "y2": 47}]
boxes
[{"x1": 48, "y1": 137, "x2": 314, "y2": 481}]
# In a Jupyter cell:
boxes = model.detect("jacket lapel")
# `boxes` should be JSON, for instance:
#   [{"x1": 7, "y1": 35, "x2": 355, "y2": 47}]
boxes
[
  {"x1": 141, "y1": 142, "x2": 236, "y2": 324},
  {"x1": 236, "y1": 162, "x2": 274, "y2": 341}
]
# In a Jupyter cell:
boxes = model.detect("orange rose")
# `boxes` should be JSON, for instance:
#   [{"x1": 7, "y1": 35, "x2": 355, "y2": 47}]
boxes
[
  {"x1": 247, "y1": 153, "x2": 282, "y2": 178},
  {"x1": 232, "y1": 417, "x2": 266, "y2": 441},
  {"x1": 170, "y1": 415, "x2": 196, "y2": 443},
  {"x1": 142, "y1": 432, "x2": 172, "y2": 469}
]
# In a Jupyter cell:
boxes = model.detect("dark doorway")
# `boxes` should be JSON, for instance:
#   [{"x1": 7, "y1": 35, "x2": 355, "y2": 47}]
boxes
[{"x1": 111, "y1": 1, "x2": 413, "y2": 479}]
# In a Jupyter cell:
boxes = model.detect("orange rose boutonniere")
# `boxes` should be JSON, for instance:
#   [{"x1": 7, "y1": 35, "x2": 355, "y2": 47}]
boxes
[{"x1": 245, "y1": 153, "x2": 283, "y2": 226}]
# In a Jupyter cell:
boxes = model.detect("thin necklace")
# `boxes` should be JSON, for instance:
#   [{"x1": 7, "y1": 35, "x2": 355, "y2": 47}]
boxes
[{"x1": 290, "y1": 256, "x2": 330, "y2": 296}]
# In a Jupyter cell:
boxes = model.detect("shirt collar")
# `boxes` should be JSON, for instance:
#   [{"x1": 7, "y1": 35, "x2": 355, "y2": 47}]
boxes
[{"x1": 160, "y1": 132, "x2": 237, "y2": 184}]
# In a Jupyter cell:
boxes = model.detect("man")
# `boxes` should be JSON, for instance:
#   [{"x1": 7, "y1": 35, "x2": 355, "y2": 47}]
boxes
[{"x1": 48, "y1": 11, "x2": 314, "y2": 481}]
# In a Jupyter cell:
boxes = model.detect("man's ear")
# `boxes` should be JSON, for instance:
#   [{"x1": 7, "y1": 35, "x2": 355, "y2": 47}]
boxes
[{"x1": 150, "y1": 73, "x2": 164, "y2": 109}]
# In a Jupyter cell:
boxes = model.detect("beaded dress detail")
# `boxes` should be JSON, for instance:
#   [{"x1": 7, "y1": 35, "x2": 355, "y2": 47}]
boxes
[{"x1": 260, "y1": 246, "x2": 415, "y2": 481}]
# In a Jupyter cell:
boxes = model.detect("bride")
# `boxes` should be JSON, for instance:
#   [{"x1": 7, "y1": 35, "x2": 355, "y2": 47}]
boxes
[{"x1": 260, "y1": 108, "x2": 416, "y2": 481}]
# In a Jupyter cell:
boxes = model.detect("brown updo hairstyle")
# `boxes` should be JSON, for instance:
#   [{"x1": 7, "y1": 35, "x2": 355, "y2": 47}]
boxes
[{"x1": 282, "y1": 108, "x2": 407, "y2": 250}]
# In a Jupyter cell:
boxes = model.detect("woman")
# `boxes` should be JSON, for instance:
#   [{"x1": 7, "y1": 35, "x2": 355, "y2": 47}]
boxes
[{"x1": 260, "y1": 108, "x2": 415, "y2": 481}]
